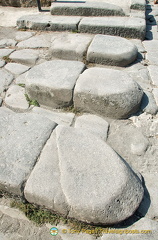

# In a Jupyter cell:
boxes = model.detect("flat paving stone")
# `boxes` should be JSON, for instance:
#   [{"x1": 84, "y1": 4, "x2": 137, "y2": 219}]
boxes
[
  {"x1": 0, "y1": 59, "x2": 5, "y2": 67},
  {"x1": 4, "y1": 63, "x2": 30, "y2": 75},
  {"x1": 74, "y1": 68, "x2": 143, "y2": 119},
  {"x1": 15, "y1": 72, "x2": 27, "y2": 85},
  {"x1": 0, "y1": 38, "x2": 17, "y2": 48},
  {"x1": 25, "y1": 60, "x2": 85, "y2": 108},
  {"x1": 17, "y1": 14, "x2": 81, "y2": 32},
  {"x1": 0, "y1": 111, "x2": 57, "y2": 195},
  {"x1": 4, "y1": 85, "x2": 29, "y2": 112},
  {"x1": 75, "y1": 114, "x2": 109, "y2": 140},
  {"x1": 50, "y1": 2, "x2": 125, "y2": 16},
  {"x1": 17, "y1": 33, "x2": 52, "y2": 49},
  {"x1": 51, "y1": 33, "x2": 93, "y2": 61},
  {"x1": 87, "y1": 34, "x2": 138, "y2": 66},
  {"x1": 31, "y1": 107, "x2": 75, "y2": 126},
  {"x1": 24, "y1": 126, "x2": 143, "y2": 225},
  {"x1": 15, "y1": 31, "x2": 35, "y2": 41},
  {"x1": 78, "y1": 17, "x2": 146, "y2": 40},
  {"x1": 9, "y1": 49, "x2": 39, "y2": 66},
  {"x1": 0, "y1": 69, "x2": 14, "y2": 95},
  {"x1": 148, "y1": 65, "x2": 158, "y2": 86},
  {"x1": 0, "y1": 49, "x2": 14, "y2": 58}
]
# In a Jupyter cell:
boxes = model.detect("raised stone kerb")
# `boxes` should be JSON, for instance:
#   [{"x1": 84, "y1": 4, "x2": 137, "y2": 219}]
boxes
[
  {"x1": 79, "y1": 17, "x2": 146, "y2": 40},
  {"x1": 74, "y1": 68, "x2": 143, "y2": 119},
  {"x1": 50, "y1": 2, "x2": 125, "y2": 16},
  {"x1": 87, "y1": 34, "x2": 138, "y2": 66},
  {"x1": 24, "y1": 126, "x2": 144, "y2": 225},
  {"x1": 25, "y1": 60, "x2": 85, "y2": 109}
]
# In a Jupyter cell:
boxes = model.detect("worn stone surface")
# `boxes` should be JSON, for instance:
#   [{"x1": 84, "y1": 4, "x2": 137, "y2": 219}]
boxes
[
  {"x1": 0, "y1": 59, "x2": 5, "y2": 67},
  {"x1": 148, "y1": 65, "x2": 158, "y2": 86},
  {"x1": 17, "y1": 33, "x2": 52, "y2": 49},
  {"x1": 15, "y1": 72, "x2": 27, "y2": 84},
  {"x1": 4, "y1": 85, "x2": 29, "y2": 112},
  {"x1": 25, "y1": 60, "x2": 85, "y2": 108},
  {"x1": 51, "y1": 33, "x2": 93, "y2": 61},
  {"x1": 74, "y1": 114, "x2": 109, "y2": 140},
  {"x1": 0, "y1": 111, "x2": 56, "y2": 195},
  {"x1": 31, "y1": 107, "x2": 75, "y2": 126},
  {"x1": 0, "y1": 49, "x2": 14, "y2": 58},
  {"x1": 17, "y1": 14, "x2": 81, "y2": 32},
  {"x1": 140, "y1": 91, "x2": 158, "y2": 115},
  {"x1": 152, "y1": 88, "x2": 158, "y2": 106},
  {"x1": 107, "y1": 120, "x2": 150, "y2": 172},
  {"x1": 15, "y1": 31, "x2": 35, "y2": 41},
  {"x1": 24, "y1": 126, "x2": 144, "y2": 225},
  {"x1": 50, "y1": 2, "x2": 125, "y2": 16},
  {"x1": 0, "y1": 38, "x2": 17, "y2": 48},
  {"x1": 78, "y1": 17, "x2": 146, "y2": 40},
  {"x1": 9, "y1": 49, "x2": 39, "y2": 66},
  {"x1": 4, "y1": 62, "x2": 29, "y2": 75},
  {"x1": 87, "y1": 34, "x2": 138, "y2": 66},
  {"x1": 0, "y1": 69, "x2": 14, "y2": 95},
  {"x1": 74, "y1": 68, "x2": 143, "y2": 119}
]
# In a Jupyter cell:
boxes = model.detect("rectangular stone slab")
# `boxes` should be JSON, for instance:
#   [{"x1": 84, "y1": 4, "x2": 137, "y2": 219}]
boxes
[
  {"x1": 78, "y1": 17, "x2": 146, "y2": 40},
  {"x1": 17, "y1": 14, "x2": 81, "y2": 32},
  {"x1": 0, "y1": 112, "x2": 56, "y2": 196},
  {"x1": 50, "y1": 2, "x2": 125, "y2": 16}
]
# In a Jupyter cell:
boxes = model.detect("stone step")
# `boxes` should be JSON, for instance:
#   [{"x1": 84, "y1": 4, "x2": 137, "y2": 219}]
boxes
[
  {"x1": 17, "y1": 15, "x2": 146, "y2": 40},
  {"x1": 50, "y1": 2, "x2": 125, "y2": 17}
]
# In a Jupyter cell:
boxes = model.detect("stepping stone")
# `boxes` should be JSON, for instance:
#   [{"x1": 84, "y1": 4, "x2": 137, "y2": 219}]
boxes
[
  {"x1": 0, "y1": 69, "x2": 14, "y2": 95},
  {"x1": 51, "y1": 33, "x2": 93, "y2": 61},
  {"x1": 17, "y1": 34, "x2": 52, "y2": 49},
  {"x1": 74, "y1": 68, "x2": 143, "y2": 119},
  {"x1": 0, "y1": 111, "x2": 57, "y2": 195},
  {"x1": 0, "y1": 49, "x2": 14, "y2": 58},
  {"x1": 79, "y1": 17, "x2": 146, "y2": 40},
  {"x1": 75, "y1": 114, "x2": 109, "y2": 140},
  {"x1": 50, "y1": 2, "x2": 125, "y2": 16},
  {"x1": 4, "y1": 85, "x2": 29, "y2": 112},
  {"x1": 87, "y1": 35, "x2": 138, "y2": 66},
  {"x1": 31, "y1": 107, "x2": 75, "y2": 126},
  {"x1": 4, "y1": 63, "x2": 29, "y2": 75},
  {"x1": 17, "y1": 15, "x2": 81, "y2": 32},
  {"x1": 25, "y1": 60, "x2": 85, "y2": 108},
  {"x1": 15, "y1": 31, "x2": 35, "y2": 41},
  {"x1": 24, "y1": 126, "x2": 144, "y2": 225},
  {"x1": 9, "y1": 49, "x2": 39, "y2": 66},
  {"x1": 0, "y1": 39, "x2": 17, "y2": 48}
]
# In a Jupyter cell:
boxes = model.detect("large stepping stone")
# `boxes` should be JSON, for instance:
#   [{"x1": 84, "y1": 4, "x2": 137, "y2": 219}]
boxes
[
  {"x1": 24, "y1": 126, "x2": 144, "y2": 225},
  {"x1": 51, "y1": 33, "x2": 93, "y2": 61},
  {"x1": 17, "y1": 15, "x2": 81, "y2": 32},
  {"x1": 50, "y1": 2, "x2": 125, "y2": 16},
  {"x1": 87, "y1": 35, "x2": 138, "y2": 66},
  {"x1": 25, "y1": 60, "x2": 85, "y2": 108},
  {"x1": 0, "y1": 111, "x2": 56, "y2": 195},
  {"x1": 9, "y1": 49, "x2": 39, "y2": 66},
  {"x1": 79, "y1": 17, "x2": 146, "y2": 40},
  {"x1": 74, "y1": 68, "x2": 143, "y2": 119}
]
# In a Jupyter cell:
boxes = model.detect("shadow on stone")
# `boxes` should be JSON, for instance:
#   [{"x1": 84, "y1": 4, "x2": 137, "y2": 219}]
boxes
[{"x1": 140, "y1": 92, "x2": 149, "y2": 109}]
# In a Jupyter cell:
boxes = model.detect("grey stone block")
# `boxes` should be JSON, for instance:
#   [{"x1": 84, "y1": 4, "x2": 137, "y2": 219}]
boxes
[
  {"x1": 0, "y1": 38, "x2": 17, "y2": 48},
  {"x1": 15, "y1": 31, "x2": 35, "y2": 41},
  {"x1": 78, "y1": 17, "x2": 146, "y2": 40},
  {"x1": 17, "y1": 15, "x2": 81, "y2": 32},
  {"x1": 24, "y1": 126, "x2": 144, "y2": 225},
  {"x1": 51, "y1": 33, "x2": 93, "y2": 61},
  {"x1": 25, "y1": 60, "x2": 85, "y2": 108},
  {"x1": 87, "y1": 34, "x2": 138, "y2": 66},
  {"x1": 4, "y1": 85, "x2": 29, "y2": 112},
  {"x1": 74, "y1": 68, "x2": 143, "y2": 119},
  {"x1": 75, "y1": 114, "x2": 109, "y2": 140},
  {"x1": 0, "y1": 69, "x2": 14, "y2": 95},
  {"x1": 31, "y1": 107, "x2": 75, "y2": 126},
  {"x1": 0, "y1": 111, "x2": 57, "y2": 195},
  {"x1": 0, "y1": 49, "x2": 14, "y2": 58},
  {"x1": 4, "y1": 63, "x2": 29, "y2": 75},
  {"x1": 50, "y1": 2, "x2": 125, "y2": 16},
  {"x1": 9, "y1": 49, "x2": 39, "y2": 66}
]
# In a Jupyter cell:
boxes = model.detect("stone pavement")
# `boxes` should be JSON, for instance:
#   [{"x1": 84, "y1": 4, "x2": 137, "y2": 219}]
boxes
[{"x1": 0, "y1": 0, "x2": 158, "y2": 239}]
